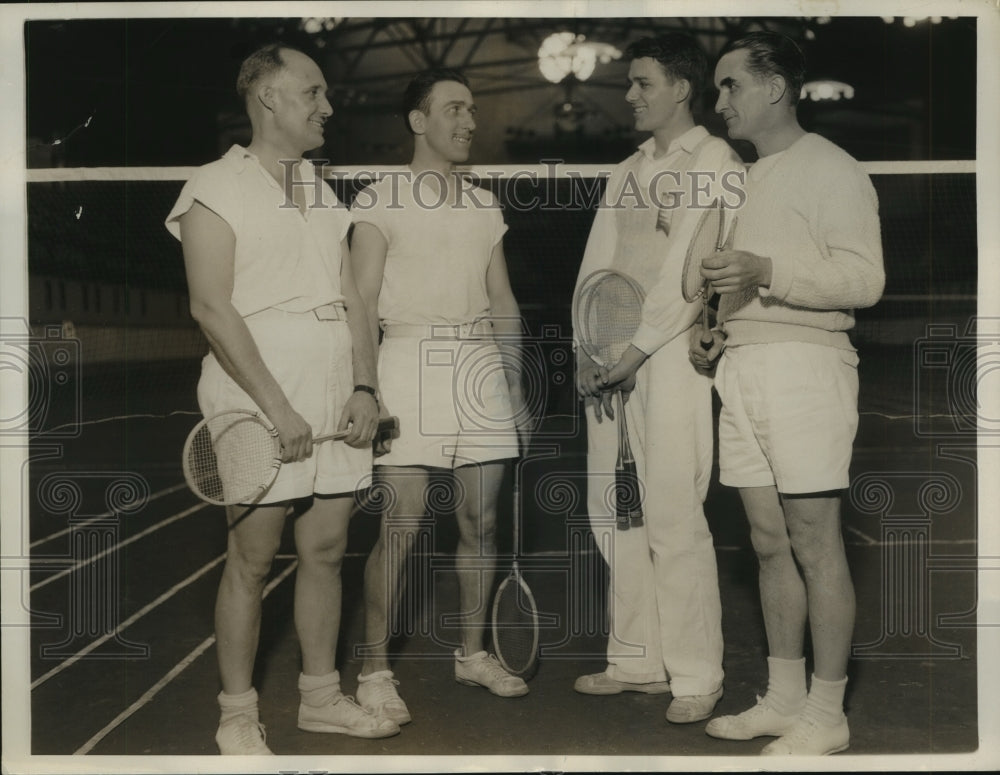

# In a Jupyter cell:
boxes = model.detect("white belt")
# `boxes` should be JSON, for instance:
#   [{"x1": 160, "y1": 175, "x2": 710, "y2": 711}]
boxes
[{"x1": 381, "y1": 319, "x2": 494, "y2": 340}]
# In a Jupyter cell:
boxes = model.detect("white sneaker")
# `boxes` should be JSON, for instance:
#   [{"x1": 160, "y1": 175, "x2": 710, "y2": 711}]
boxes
[
  {"x1": 298, "y1": 692, "x2": 400, "y2": 738},
  {"x1": 705, "y1": 694, "x2": 801, "y2": 740},
  {"x1": 215, "y1": 712, "x2": 273, "y2": 755},
  {"x1": 454, "y1": 650, "x2": 528, "y2": 697},
  {"x1": 761, "y1": 714, "x2": 850, "y2": 755},
  {"x1": 357, "y1": 670, "x2": 412, "y2": 726}
]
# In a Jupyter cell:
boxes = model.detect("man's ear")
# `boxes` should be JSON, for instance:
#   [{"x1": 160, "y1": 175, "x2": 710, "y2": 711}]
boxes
[
  {"x1": 408, "y1": 109, "x2": 426, "y2": 134},
  {"x1": 674, "y1": 78, "x2": 692, "y2": 104},
  {"x1": 768, "y1": 74, "x2": 789, "y2": 105},
  {"x1": 257, "y1": 85, "x2": 276, "y2": 113}
]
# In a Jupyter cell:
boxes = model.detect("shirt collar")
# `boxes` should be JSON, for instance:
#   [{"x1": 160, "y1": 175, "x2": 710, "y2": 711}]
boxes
[
  {"x1": 637, "y1": 125, "x2": 709, "y2": 160},
  {"x1": 222, "y1": 144, "x2": 316, "y2": 180}
]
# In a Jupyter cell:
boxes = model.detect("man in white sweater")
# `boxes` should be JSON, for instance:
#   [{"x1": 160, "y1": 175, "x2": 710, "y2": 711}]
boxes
[{"x1": 691, "y1": 32, "x2": 885, "y2": 755}]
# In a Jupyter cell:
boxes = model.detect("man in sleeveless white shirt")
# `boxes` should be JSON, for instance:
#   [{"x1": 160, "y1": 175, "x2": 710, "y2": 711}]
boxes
[
  {"x1": 693, "y1": 32, "x2": 884, "y2": 755},
  {"x1": 349, "y1": 68, "x2": 530, "y2": 726},
  {"x1": 572, "y1": 33, "x2": 744, "y2": 726},
  {"x1": 166, "y1": 44, "x2": 398, "y2": 754}
]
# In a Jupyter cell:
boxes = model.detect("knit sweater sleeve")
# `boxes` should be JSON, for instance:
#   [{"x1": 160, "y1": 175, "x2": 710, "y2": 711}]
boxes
[{"x1": 763, "y1": 151, "x2": 885, "y2": 311}]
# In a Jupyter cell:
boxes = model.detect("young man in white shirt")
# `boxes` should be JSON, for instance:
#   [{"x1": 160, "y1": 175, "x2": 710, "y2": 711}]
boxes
[
  {"x1": 573, "y1": 32, "x2": 743, "y2": 726},
  {"x1": 167, "y1": 44, "x2": 397, "y2": 754},
  {"x1": 693, "y1": 31, "x2": 884, "y2": 755},
  {"x1": 350, "y1": 68, "x2": 530, "y2": 727}
]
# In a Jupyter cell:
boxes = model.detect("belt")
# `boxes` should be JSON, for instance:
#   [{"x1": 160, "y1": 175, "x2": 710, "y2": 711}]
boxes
[
  {"x1": 312, "y1": 303, "x2": 347, "y2": 321},
  {"x1": 381, "y1": 319, "x2": 494, "y2": 340}
]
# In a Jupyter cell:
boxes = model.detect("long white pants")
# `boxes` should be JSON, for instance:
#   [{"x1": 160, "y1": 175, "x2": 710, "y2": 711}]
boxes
[{"x1": 586, "y1": 334, "x2": 724, "y2": 697}]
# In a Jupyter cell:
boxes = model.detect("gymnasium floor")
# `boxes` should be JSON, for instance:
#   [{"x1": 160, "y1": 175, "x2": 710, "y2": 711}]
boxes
[{"x1": 22, "y1": 328, "x2": 985, "y2": 768}]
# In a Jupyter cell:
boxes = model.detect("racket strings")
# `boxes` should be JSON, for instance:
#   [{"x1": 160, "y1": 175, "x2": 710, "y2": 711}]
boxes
[
  {"x1": 493, "y1": 575, "x2": 539, "y2": 675},
  {"x1": 185, "y1": 414, "x2": 280, "y2": 504},
  {"x1": 577, "y1": 275, "x2": 644, "y2": 365}
]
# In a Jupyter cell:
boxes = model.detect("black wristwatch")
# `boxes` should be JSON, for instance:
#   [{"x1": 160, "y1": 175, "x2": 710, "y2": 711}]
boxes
[{"x1": 354, "y1": 384, "x2": 379, "y2": 406}]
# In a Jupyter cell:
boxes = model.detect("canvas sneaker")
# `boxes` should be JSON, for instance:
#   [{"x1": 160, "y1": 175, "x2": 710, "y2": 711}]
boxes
[
  {"x1": 215, "y1": 713, "x2": 273, "y2": 755},
  {"x1": 454, "y1": 650, "x2": 528, "y2": 697},
  {"x1": 298, "y1": 692, "x2": 400, "y2": 738},
  {"x1": 357, "y1": 670, "x2": 412, "y2": 726},
  {"x1": 706, "y1": 694, "x2": 801, "y2": 740}
]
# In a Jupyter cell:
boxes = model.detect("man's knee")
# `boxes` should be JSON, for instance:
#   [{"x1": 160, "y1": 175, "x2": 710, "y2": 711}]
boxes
[
  {"x1": 298, "y1": 531, "x2": 348, "y2": 570},
  {"x1": 226, "y1": 543, "x2": 278, "y2": 587},
  {"x1": 749, "y1": 521, "x2": 792, "y2": 563}
]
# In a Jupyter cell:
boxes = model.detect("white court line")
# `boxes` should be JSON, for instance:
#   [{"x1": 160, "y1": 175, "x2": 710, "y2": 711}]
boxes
[
  {"x1": 31, "y1": 553, "x2": 228, "y2": 690},
  {"x1": 73, "y1": 557, "x2": 298, "y2": 756},
  {"x1": 845, "y1": 525, "x2": 879, "y2": 546},
  {"x1": 29, "y1": 502, "x2": 208, "y2": 592},
  {"x1": 30, "y1": 482, "x2": 190, "y2": 549}
]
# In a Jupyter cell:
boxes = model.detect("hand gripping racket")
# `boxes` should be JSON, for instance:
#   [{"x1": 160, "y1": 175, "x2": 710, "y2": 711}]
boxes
[
  {"x1": 682, "y1": 199, "x2": 736, "y2": 349},
  {"x1": 182, "y1": 409, "x2": 399, "y2": 506},
  {"x1": 491, "y1": 462, "x2": 540, "y2": 676},
  {"x1": 573, "y1": 268, "x2": 644, "y2": 530}
]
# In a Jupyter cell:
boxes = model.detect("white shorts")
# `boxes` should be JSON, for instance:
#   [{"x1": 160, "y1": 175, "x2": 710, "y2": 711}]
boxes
[
  {"x1": 715, "y1": 342, "x2": 860, "y2": 494},
  {"x1": 376, "y1": 335, "x2": 519, "y2": 469},
  {"x1": 196, "y1": 307, "x2": 373, "y2": 503}
]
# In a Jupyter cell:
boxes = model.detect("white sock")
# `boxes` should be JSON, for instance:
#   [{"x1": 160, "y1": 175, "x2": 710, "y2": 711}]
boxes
[
  {"x1": 218, "y1": 687, "x2": 259, "y2": 725},
  {"x1": 804, "y1": 674, "x2": 848, "y2": 727},
  {"x1": 764, "y1": 656, "x2": 807, "y2": 716},
  {"x1": 298, "y1": 670, "x2": 340, "y2": 708}
]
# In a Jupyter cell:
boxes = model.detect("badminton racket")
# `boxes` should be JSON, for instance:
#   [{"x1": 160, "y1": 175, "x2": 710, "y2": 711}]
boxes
[
  {"x1": 573, "y1": 268, "x2": 644, "y2": 530},
  {"x1": 682, "y1": 199, "x2": 735, "y2": 350},
  {"x1": 182, "y1": 410, "x2": 399, "y2": 506},
  {"x1": 492, "y1": 462, "x2": 540, "y2": 676}
]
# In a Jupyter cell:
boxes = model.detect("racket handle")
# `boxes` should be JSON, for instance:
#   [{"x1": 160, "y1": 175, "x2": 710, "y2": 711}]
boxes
[
  {"x1": 314, "y1": 416, "x2": 399, "y2": 443},
  {"x1": 615, "y1": 462, "x2": 642, "y2": 531}
]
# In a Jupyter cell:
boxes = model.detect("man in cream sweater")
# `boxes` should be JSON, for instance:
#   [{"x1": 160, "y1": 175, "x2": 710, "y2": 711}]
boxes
[{"x1": 691, "y1": 31, "x2": 884, "y2": 755}]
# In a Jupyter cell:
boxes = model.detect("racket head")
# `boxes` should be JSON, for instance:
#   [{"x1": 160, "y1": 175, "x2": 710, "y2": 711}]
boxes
[
  {"x1": 573, "y1": 269, "x2": 646, "y2": 367},
  {"x1": 182, "y1": 409, "x2": 282, "y2": 506},
  {"x1": 491, "y1": 567, "x2": 540, "y2": 676},
  {"x1": 682, "y1": 204, "x2": 723, "y2": 302}
]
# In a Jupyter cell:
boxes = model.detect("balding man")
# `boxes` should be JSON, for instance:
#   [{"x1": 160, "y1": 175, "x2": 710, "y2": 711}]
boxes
[{"x1": 166, "y1": 43, "x2": 398, "y2": 754}]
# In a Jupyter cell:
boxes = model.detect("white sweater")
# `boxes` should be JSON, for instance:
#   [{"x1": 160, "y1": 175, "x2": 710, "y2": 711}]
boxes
[{"x1": 718, "y1": 133, "x2": 885, "y2": 349}]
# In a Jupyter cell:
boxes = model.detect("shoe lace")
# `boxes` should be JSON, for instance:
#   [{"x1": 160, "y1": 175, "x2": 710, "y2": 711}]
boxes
[
  {"x1": 781, "y1": 714, "x2": 819, "y2": 746},
  {"x1": 478, "y1": 654, "x2": 516, "y2": 682},
  {"x1": 233, "y1": 716, "x2": 267, "y2": 750},
  {"x1": 366, "y1": 677, "x2": 402, "y2": 707}
]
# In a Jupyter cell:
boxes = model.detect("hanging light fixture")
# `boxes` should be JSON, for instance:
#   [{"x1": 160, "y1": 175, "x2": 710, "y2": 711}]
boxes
[
  {"x1": 800, "y1": 79, "x2": 855, "y2": 102},
  {"x1": 537, "y1": 32, "x2": 622, "y2": 84}
]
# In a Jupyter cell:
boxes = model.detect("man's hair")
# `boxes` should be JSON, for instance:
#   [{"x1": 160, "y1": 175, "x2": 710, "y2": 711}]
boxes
[
  {"x1": 719, "y1": 31, "x2": 806, "y2": 106},
  {"x1": 624, "y1": 32, "x2": 708, "y2": 102},
  {"x1": 401, "y1": 68, "x2": 471, "y2": 134},
  {"x1": 236, "y1": 43, "x2": 305, "y2": 102}
]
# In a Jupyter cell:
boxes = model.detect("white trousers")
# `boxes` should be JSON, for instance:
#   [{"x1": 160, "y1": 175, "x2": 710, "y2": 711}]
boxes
[{"x1": 585, "y1": 334, "x2": 724, "y2": 697}]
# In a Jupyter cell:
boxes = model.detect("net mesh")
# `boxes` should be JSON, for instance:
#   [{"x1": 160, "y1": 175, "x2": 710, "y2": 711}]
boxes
[
  {"x1": 24, "y1": 164, "x2": 977, "y2": 427},
  {"x1": 184, "y1": 412, "x2": 280, "y2": 505}
]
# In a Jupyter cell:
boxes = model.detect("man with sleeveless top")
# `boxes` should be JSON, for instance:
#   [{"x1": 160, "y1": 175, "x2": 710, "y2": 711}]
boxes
[
  {"x1": 167, "y1": 44, "x2": 397, "y2": 754},
  {"x1": 573, "y1": 32, "x2": 744, "y2": 725},
  {"x1": 693, "y1": 32, "x2": 884, "y2": 755},
  {"x1": 349, "y1": 68, "x2": 531, "y2": 727}
]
